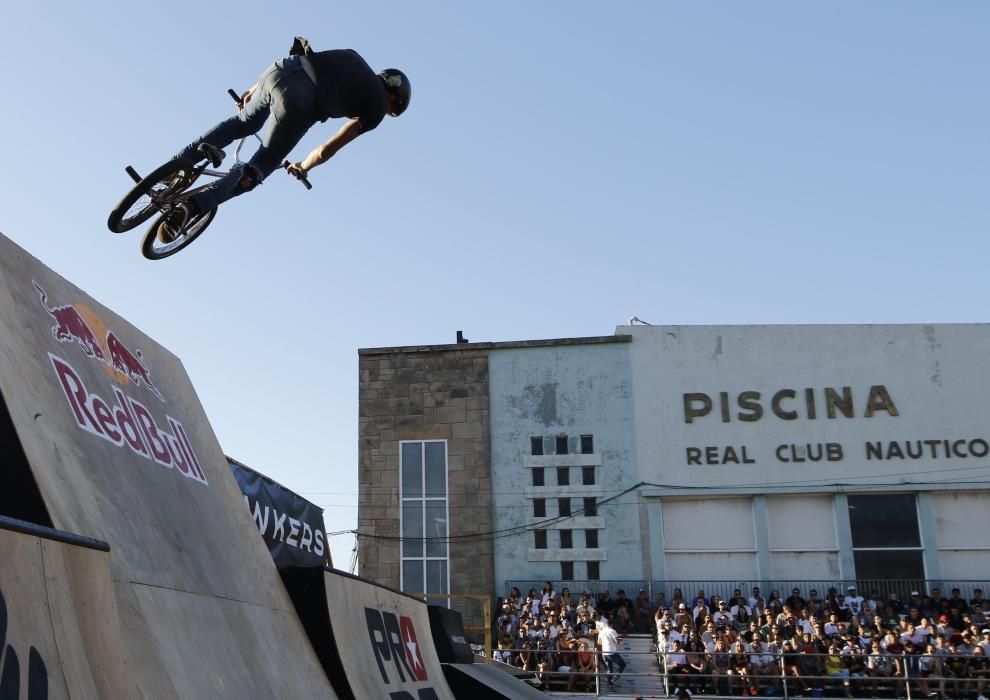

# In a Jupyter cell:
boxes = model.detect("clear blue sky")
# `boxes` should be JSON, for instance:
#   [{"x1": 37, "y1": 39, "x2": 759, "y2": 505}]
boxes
[{"x1": 1, "y1": 2, "x2": 987, "y2": 567}]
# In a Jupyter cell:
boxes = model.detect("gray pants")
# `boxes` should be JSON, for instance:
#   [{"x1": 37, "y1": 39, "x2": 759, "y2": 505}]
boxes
[{"x1": 175, "y1": 55, "x2": 319, "y2": 212}]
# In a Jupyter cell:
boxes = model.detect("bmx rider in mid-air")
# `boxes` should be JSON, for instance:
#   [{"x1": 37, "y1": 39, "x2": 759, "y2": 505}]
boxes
[{"x1": 157, "y1": 37, "x2": 410, "y2": 242}]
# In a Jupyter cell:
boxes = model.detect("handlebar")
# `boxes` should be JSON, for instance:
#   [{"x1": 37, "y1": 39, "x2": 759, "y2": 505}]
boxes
[
  {"x1": 227, "y1": 88, "x2": 312, "y2": 191},
  {"x1": 281, "y1": 161, "x2": 312, "y2": 190}
]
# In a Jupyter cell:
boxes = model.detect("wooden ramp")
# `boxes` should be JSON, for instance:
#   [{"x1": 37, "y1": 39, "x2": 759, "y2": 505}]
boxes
[{"x1": 0, "y1": 233, "x2": 335, "y2": 698}]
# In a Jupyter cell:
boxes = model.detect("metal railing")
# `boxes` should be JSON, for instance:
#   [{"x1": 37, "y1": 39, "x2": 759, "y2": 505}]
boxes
[{"x1": 490, "y1": 647, "x2": 990, "y2": 698}]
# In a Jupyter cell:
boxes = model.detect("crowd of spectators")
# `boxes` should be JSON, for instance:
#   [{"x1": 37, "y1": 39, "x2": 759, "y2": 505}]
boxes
[
  {"x1": 655, "y1": 584, "x2": 989, "y2": 699},
  {"x1": 492, "y1": 581, "x2": 644, "y2": 691},
  {"x1": 492, "y1": 582, "x2": 990, "y2": 698}
]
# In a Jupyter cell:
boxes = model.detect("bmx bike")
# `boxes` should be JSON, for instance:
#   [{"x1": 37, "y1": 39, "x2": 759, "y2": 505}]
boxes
[{"x1": 107, "y1": 89, "x2": 311, "y2": 260}]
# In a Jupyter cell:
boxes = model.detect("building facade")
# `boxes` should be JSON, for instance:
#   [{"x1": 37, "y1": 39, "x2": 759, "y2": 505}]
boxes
[{"x1": 358, "y1": 325, "x2": 990, "y2": 626}]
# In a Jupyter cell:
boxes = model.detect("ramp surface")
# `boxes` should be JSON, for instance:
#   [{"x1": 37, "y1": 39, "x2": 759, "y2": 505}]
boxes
[
  {"x1": 323, "y1": 568, "x2": 457, "y2": 699},
  {"x1": 0, "y1": 520, "x2": 132, "y2": 700},
  {"x1": 0, "y1": 233, "x2": 335, "y2": 697},
  {"x1": 443, "y1": 662, "x2": 551, "y2": 699}
]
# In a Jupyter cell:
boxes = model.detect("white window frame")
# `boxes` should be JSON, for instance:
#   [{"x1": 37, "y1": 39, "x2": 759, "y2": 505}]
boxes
[{"x1": 399, "y1": 440, "x2": 451, "y2": 603}]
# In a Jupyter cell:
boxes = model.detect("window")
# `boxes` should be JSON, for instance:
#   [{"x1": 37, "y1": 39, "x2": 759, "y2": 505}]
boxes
[
  {"x1": 400, "y1": 441, "x2": 448, "y2": 598},
  {"x1": 582, "y1": 466, "x2": 595, "y2": 485},
  {"x1": 556, "y1": 435, "x2": 569, "y2": 454},
  {"x1": 559, "y1": 498, "x2": 571, "y2": 517},
  {"x1": 532, "y1": 468, "x2": 544, "y2": 487},
  {"x1": 587, "y1": 561, "x2": 600, "y2": 580},
  {"x1": 848, "y1": 494, "x2": 925, "y2": 579},
  {"x1": 560, "y1": 561, "x2": 574, "y2": 580},
  {"x1": 580, "y1": 435, "x2": 594, "y2": 454},
  {"x1": 585, "y1": 529, "x2": 598, "y2": 548},
  {"x1": 583, "y1": 497, "x2": 597, "y2": 516},
  {"x1": 530, "y1": 437, "x2": 544, "y2": 456},
  {"x1": 557, "y1": 467, "x2": 570, "y2": 486},
  {"x1": 560, "y1": 529, "x2": 573, "y2": 549},
  {"x1": 533, "y1": 498, "x2": 546, "y2": 518},
  {"x1": 534, "y1": 529, "x2": 547, "y2": 549}
]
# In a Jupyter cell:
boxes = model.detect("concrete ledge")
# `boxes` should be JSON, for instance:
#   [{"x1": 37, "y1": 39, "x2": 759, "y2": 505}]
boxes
[{"x1": 359, "y1": 335, "x2": 632, "y2": 355}]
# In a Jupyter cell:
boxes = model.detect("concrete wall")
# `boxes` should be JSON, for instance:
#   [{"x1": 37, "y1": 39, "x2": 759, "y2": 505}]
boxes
[{"x1": 488, "y1": 341, "x2": 642, "y2": 587}]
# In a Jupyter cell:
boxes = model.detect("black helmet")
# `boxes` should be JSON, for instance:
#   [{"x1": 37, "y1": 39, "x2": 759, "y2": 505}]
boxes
[{"x1": 379, "y1": 68, "x2": 411, "y2": 116}]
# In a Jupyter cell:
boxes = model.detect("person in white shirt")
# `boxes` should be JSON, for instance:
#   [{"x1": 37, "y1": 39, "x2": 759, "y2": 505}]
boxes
[
  {"x1": 731, "y1": 601, "x2": 755, "y2": 626},
  {"x1": 845, "y1": 586, "x2": 866, "y2": 619},
  {"x1": 665, "y1": 640, "x2": 691, "y2": 692},
  {"x1": 713, "y1": 601, "x2": 735, "y2": 628},
  {"x1": 600, "y1": 617, "x2": 627, "y2": 687}
]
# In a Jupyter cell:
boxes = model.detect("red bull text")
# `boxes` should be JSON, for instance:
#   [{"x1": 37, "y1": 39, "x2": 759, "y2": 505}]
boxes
[{"x1": 49, "y1": 354, "x2": 207, "y2": 484}]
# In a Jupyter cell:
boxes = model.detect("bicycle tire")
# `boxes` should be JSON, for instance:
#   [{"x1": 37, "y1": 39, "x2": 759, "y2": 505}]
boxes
[
  {"x1": 140, "y1": 206, "x2": 218, "y2": 260},
  {"x1": 107, "y1": 159, "x2": 195, "y2": 233}
]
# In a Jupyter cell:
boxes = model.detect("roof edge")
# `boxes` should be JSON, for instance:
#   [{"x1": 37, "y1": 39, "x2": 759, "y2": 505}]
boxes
[{"x1": 358, "y1": 334, "x2": 632, "y2": 356}]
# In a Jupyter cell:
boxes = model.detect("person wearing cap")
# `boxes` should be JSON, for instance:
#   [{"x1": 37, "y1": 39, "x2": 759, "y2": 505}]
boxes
[
  {"x1": 846, "y1": 586, "x2": 866, "y2": 619},
  {"x1": 675, "y1": 602, "x2": 693, "y2": 629},
  {"x1": 713, "y1": 599, "x2": 735, "y2": 628},
  {"x1": 978, "y1": 629, "x2": 990, "y2": 658}
]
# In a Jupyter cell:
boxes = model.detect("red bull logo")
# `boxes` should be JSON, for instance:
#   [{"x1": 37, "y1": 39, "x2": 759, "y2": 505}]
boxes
[
  {"x1": 32, "y1": 279, "x2": 206, "y2": 485},
  {"x1": 34, "y1": 280, "x2": 163, "y2": 402}
]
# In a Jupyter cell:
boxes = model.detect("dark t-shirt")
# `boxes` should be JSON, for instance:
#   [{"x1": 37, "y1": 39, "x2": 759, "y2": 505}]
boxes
[{"x1": 307, "y1": 49, "x2": 387, "y2": 131}]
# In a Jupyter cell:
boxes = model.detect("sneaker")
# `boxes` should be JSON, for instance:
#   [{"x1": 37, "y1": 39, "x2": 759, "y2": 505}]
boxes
[
  {"x1": 196, "y1": 143, "x2": 225, "y2": 168},
  {"x1": 157, "y1": 203, "x2": 191, "y2": 244}
]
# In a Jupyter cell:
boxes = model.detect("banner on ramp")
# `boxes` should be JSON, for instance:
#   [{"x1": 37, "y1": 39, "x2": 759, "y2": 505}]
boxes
[
  {"x1": 229, "y1": 458, "x2": 328, "y2": 568},
  {"x1": 323, "y1": 569, "x2": 456, "y2": 700}
]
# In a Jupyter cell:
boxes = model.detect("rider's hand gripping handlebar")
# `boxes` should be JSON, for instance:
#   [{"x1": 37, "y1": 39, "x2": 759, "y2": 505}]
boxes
[{"x1": 227, "y1": 88, "x2": 312, "y2": 190}]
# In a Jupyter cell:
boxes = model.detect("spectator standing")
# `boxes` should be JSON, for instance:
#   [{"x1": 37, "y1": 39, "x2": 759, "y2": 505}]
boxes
[{"x1": 599, "y1": 617, "x2": 627, "y2": 688}]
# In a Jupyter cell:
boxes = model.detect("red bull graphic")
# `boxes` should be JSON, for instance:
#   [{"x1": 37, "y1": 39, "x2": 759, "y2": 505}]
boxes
[
  {"x1": 34, "y1": 280, "x2": 106, "y2": 363},
  {"x1": 34, "y1": 281, "x2": 163, "y2": 402},
  {"x1": 48, "y1": 354, "x2": 207, "y2": 484},
  {"x1": 106, "y1": 332, "x2": 162, "y2": 401}
]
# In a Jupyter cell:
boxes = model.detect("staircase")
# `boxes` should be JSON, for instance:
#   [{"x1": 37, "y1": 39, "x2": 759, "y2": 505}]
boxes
[{"x1": 602, "y1": 633, "x2": 664, "y2": 698}]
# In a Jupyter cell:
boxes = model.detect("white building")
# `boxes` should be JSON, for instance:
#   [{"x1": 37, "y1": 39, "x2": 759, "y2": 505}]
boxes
[{"x1": 358, "y1": 324, "x2": 990, "y2": 616}]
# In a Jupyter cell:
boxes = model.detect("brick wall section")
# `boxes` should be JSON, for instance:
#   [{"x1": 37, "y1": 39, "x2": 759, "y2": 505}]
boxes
[{"x1": 357, "y1": 346, "x2": 493, "y2": 632}]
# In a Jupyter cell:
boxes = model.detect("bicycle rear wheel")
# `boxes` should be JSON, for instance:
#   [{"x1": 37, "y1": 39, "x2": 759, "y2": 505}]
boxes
[
  {"x1": 140, "y1": 206, "x2": 218, "y2": 260},
  {"x1": 107, "y1": 160, "x2": 196, "y2": 233}
]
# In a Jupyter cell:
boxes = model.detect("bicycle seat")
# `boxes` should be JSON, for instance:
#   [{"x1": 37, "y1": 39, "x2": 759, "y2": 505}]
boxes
[{"x1": 197, "y1": 143, "x2": 226, "y2": 168}]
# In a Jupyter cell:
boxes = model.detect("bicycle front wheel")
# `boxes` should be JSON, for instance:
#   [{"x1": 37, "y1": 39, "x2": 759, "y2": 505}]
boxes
[
  {"x1": 140, "y1": 206, "x2": 218, "y2": 260},
  {"x1": 107, "y1": 160, "x2": 195, "y2": 233}
]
